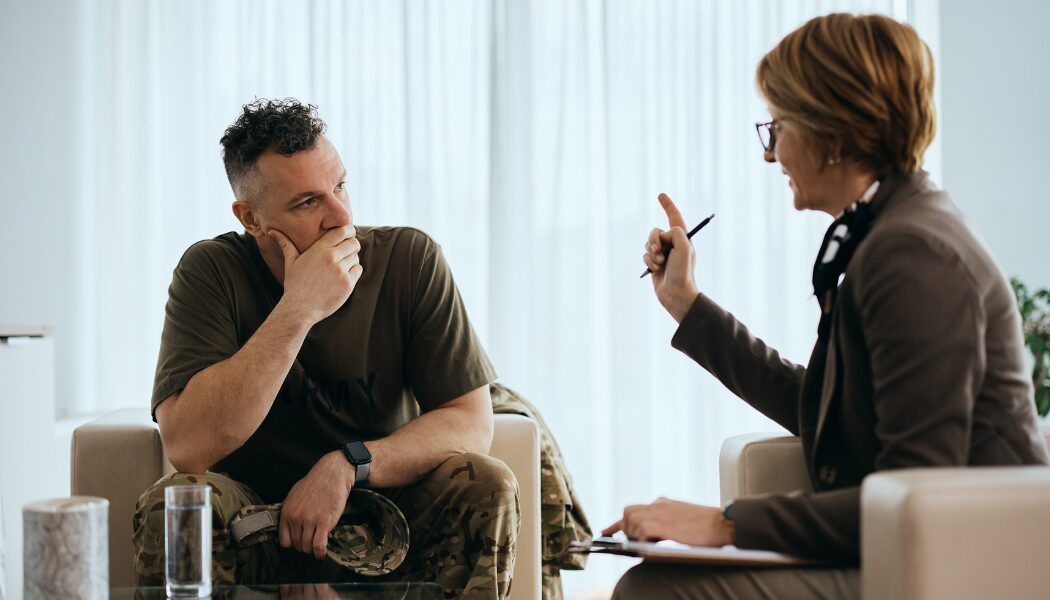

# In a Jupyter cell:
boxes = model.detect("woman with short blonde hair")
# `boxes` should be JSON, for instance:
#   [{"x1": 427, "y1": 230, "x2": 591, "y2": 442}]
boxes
[
  {"x1": 757, "y1": 13, "x2": 936, "y2": 176},
  {"x1": 607, "y1": 13, "x2": 1047, "y2": 599}
]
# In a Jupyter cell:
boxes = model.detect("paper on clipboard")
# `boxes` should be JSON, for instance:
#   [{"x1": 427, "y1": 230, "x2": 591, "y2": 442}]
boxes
[{"x1": 570, "y1": 536, "x2": 820, "y2": 568}]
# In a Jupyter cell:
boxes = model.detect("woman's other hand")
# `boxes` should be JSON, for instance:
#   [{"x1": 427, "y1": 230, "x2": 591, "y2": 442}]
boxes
[
  {"x1": 643, "y1": 193, "x2": 700, "y2": 322},
  {"x1": 602, "y1": 497, "x2": 733, "y2": 547}
]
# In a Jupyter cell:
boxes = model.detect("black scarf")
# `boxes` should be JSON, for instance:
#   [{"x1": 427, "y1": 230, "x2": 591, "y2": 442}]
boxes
[{"x1": 811, "y1": 197, "x2": 878, "y2": 343}]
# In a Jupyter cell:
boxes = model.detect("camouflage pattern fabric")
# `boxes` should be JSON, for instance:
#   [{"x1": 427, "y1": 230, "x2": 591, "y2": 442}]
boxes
[
  {"x1": 133, "y1": 453, "x2": 518, "y2": 599},
  {"x1": 229, "y1": 487, "x2": 410, "y2": 576},
  {"x1": 132, "y1": 582, "x2": 435, "y2": 600},
  {"x1": 489, "y1": 384, "x2": 593, "y2": 600},
  {"x1": 134, "y1": 472, "x2": 288, "y2": 584},
  {"x1": 375, "y1": 452, "x2": 518, "y2": 598}
]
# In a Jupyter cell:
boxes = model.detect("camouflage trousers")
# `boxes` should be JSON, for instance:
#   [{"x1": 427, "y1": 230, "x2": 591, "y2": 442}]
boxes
[{"x1": 132, "y1": 453, "x2": 519, "y2": 599}]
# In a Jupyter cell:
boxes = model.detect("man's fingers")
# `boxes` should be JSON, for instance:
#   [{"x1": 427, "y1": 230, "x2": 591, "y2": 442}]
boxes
[
  {"x1": 268, "y1": 229, "x2": 300, "y2": 263},
  {"x1": 338, "y1": 251, "x2": 361, "y2": 271},
  {"x1": 339, "y1": 257, "x2": 364, "y2": 286},
  {"x1": 312, "y1": 524, "x2": 328, "y2": 560},
  {"x1": 278, "y1": 517, "x2": 292, "y2": 549},
  {"x1": 300, "y1": 524, "x2": 314, "y2": 555},
  {"x1": 320, "y1": 224, "x2": 356, "y2": 247},
  {"x1": 335, "y1": 236, "x2": 362, "y2": 260},
  {"x1": 348, "y1": 264, "x2": 364, "y2": 283}
]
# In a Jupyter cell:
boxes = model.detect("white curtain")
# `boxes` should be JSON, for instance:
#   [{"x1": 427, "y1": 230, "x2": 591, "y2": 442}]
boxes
[{"x1": 74, "y1": 0, "x2": 913, "y2": 594}]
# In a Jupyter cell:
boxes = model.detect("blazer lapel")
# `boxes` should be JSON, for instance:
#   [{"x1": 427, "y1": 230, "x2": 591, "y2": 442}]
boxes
[{"x1": 813, "y1": 333, "x2": 840, "y2": 452}]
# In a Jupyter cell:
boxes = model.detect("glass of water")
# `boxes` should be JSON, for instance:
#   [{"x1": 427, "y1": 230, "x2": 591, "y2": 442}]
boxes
[{"x1": 164, "y1": 485, "x2": 212, "y2": 598}]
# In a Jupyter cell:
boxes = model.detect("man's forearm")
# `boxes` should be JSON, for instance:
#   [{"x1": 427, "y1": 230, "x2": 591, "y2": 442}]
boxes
[
  {"x1": 158, "y1": 299, "x2": 313, "y2": 472},
  {"x1": 357, "y1": 387, "x2": 494, "y2": 488}
]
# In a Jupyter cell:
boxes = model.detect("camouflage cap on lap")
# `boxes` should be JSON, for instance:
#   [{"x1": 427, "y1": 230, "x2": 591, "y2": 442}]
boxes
[{"x1": 228, "y1": 488, "x2": 410, "y2": 576}]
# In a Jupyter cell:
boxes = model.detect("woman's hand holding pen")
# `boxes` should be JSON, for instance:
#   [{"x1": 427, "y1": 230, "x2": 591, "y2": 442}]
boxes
[{"x1": 643, "y1": 193, "x2": 700, "y2": 323}]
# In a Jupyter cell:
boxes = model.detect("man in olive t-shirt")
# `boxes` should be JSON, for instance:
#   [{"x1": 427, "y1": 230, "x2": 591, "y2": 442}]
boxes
[{"x1": 131, "y1": 99, "x2": 519, "y2": 599}]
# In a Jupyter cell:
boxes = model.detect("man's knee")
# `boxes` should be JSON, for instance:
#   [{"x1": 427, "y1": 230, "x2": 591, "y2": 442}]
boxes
[
  {"x1": 416, "y1": 452, "x2": 520, "y2": 536},
  {"x1": 415, "y1": 454, "x2": 519, "y2": 599},
  {"x1": 438, "y1": 452, "x2": 518, "y2": 500},
  {"x1": 134, "y1": 472, "x2": 246, "y2": 526},
  {"x1": 132, "y1": 472, "x2": 253, "y2": 582}
]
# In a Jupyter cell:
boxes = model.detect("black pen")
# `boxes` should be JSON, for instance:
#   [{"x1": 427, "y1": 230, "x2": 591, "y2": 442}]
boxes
[{"x1": 639, "y1": 213, "x2": 716, "y2": 278}]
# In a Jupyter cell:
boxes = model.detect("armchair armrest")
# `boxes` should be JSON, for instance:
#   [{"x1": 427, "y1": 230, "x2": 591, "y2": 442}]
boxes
[
  {"x1": 718, "y1": 433, "x2": 812, "y2": 505},
  {"x1": 70, "y1": 408, "x2": 171, "y2": 587},
  {"x1": 861, "y1": 466, "x2": 1050, "y2": 600},
  {"x1": 489, "y1": 414, "x2": 541, "y2": 600}
]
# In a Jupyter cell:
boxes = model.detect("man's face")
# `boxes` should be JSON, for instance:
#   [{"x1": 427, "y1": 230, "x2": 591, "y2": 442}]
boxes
[{"x1": 238, "y1": 136, "x2": 353, "y2": 257}]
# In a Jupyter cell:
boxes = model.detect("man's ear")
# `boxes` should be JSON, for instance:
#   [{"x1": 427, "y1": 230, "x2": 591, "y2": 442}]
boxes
[{"x1": 232, "y1": 200, "x2": 264, "y2": 237}]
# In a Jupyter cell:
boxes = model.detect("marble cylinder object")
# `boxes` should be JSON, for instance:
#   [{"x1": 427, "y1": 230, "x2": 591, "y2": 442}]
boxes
[{"x1": 23, "y1": 497, "x2": 108, "y2": 600}]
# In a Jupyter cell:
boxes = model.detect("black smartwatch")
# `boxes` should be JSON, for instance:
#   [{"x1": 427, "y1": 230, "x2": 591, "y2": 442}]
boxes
[
  {"x1": 722, "y1": 502, "x2": 736, "y2": 521},
  {"x1": 342, "y1": 441, "x2": 372, "y2": 485},
  {"x1": 721, "y1": 502, "x2": 736, "y2": 544}
]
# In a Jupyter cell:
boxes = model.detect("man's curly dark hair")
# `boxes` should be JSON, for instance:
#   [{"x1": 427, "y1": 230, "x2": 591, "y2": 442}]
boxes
[{"x1": 220, "y1": 98, "x2": 327, "y2": 203}]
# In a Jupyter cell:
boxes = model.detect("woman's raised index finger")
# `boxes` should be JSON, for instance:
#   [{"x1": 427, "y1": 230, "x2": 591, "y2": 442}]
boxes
[{"x1": 658, "y1": 193, "x2": 687, "y2": 229}]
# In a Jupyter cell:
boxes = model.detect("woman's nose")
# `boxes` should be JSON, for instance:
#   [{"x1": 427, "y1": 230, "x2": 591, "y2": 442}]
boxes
[{"x1": 763, "y1": 148, "x2": 776, "y2": 163}]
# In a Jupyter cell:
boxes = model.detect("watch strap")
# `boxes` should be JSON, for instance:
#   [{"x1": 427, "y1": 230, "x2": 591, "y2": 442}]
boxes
[
  {"x1": 354, "y1": 460, "x2": 370, "y2": 485},
  {"x1": 720, "y1": 501, "x2": 736, "y2": 546}
]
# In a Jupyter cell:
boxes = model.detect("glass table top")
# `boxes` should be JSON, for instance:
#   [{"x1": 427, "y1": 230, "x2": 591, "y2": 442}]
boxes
[{"x1": 110, "y1": 583, "x2": 441, "y2": 599}]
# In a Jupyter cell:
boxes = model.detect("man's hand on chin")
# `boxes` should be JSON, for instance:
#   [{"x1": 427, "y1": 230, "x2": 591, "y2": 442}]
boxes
[{"x1": 278, "y1": 451, "x2": 355, "y2": 559}]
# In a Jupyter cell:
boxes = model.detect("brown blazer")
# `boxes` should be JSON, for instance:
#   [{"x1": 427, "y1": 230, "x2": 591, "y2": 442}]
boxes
[{"x1": 671, "y1": 170, "x2": 1049, "y2": 564}]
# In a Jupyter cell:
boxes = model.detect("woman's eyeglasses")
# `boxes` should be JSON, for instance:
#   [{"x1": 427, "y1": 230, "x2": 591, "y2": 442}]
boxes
[{"x1": 755, "y1": 120, "x2": 779, "y2": 152}]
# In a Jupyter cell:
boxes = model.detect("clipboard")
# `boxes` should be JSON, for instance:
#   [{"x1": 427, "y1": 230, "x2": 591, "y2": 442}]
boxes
[{"x1": 570, "y1": 536, "x2": 821, "y2": 568}]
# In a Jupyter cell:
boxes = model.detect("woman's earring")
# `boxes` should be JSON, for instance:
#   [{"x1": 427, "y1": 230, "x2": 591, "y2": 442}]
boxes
[{"x1": 828, "y1": 155, "x2": 842, "y2": 166}]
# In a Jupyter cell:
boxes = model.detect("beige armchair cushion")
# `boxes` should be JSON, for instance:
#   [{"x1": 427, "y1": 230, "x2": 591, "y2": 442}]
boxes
[
  {"x1": 718, "y1": 433, "x2": 812, "y2": 505},
  {"x1": 719, "y1": 429, "x2": 1050, "y2": 600},
  {"x1": 71, "y1": 410, "x2": 541, "y2": 600}
]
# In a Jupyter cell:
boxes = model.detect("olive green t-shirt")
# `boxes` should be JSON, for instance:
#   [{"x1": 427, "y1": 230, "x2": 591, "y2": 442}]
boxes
[{"x1": 152, "y1": 226, "x2": 496, "y2": 502}]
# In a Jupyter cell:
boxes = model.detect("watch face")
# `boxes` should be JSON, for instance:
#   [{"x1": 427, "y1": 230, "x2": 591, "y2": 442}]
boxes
[{"x1": 346, "y1": 442, "x2": 371, "y2": 463}]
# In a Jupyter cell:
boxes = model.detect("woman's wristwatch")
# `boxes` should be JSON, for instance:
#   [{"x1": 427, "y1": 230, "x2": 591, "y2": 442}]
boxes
[{"x1": 721, "y1": 502, "x2": 736, "y2": 545}]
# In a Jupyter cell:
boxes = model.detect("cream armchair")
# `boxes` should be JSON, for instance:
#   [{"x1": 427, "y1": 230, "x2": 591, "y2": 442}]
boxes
[
  {"x1": 719, "y1": 429, "x2": 1050, "y2": 600},
  {"x1": 71, "y1": 410, "x2": 541, "y2": 600}
]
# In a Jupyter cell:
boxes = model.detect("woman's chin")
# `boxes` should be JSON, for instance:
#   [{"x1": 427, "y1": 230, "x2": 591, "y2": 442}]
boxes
[{"x1": 791, "y1": 188, "x2": 807, "y2": 211}]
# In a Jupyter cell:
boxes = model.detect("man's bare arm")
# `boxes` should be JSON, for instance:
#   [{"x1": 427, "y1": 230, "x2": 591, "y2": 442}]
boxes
[
  {"x1": 298, "y1": 385, "x2": 495, "y2": 492},
  {"x1": 156, "y1": 301, "x2": 313, "y2": 474},
  {"x1": 367, "y1": 384, "x2": 494, "y2": 487},
  {"x1": 156, "y1": 226, "x2": 362, "y2": 473}
]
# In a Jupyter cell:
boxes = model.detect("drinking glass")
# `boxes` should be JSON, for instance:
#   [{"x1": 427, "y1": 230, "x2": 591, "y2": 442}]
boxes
[{"x1": 164, "y1": 485, "x2": 211, "y2": 598}]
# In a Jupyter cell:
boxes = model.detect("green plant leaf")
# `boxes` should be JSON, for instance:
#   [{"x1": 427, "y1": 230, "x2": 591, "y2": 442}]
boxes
[
  {"x1": 1013, "y1": 277, "x2": 1050, "y2": 417},
  {"x1": 1037, "y1": 387, "x2": 1050, "y2": 418}
]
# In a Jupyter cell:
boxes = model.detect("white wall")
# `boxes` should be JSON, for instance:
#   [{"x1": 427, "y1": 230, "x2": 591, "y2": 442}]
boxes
[
  {"x1": 940, "y1": 0, "x2": 1050, "y2": 288},
  {"x1": 0, "y1": 0, "x2": 89, "y2": 416},
  {"x1": 1, "y1": 1, "x2": 86, "y2": 590}
]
